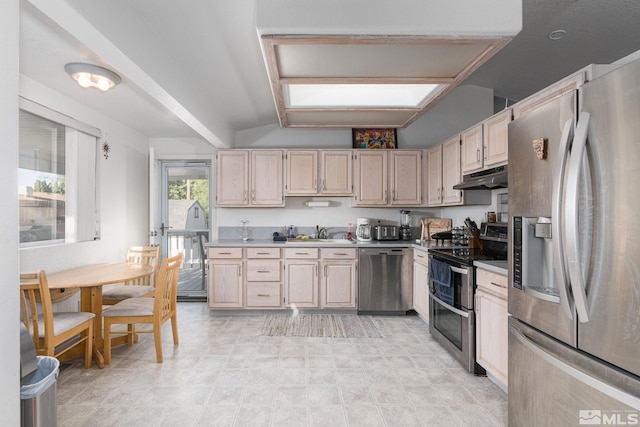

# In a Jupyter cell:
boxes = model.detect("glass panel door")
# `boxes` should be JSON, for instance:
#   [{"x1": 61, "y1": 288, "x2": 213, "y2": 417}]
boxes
[{"x1": 160, "y1": 161, "x2": 211, "y2": 300}]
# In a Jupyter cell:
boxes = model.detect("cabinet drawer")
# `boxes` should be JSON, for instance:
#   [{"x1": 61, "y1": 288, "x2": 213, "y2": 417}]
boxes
[
  {"x1": 476, "y1": 268, "x2": 507, "y2": 299},
  {"x1": 284, "y1": 248, "x2": 319, "y2": 259},
  {"x1": 246, "y1": 283, "x2": 282, "y2": 307},
  {"x1": 320, "y1": 248, "x2": 356, "y2": 259},
  {"x1": 246, "y1": 259, "x2": 281, "y2": 281},
  {"x1": 208, "y1": 247, "x2": 243, "y2": 259},
  {"x1": 413, "y1": 249, "x2": 429, "y2": 266},
  {"x1": 246, "y1": 247, "x2": 281, "y2": 258}
]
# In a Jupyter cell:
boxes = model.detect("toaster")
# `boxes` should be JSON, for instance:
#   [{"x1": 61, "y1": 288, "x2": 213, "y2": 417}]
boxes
[{"x1": 372, "y1": 225, "x2": 399, "y2": 240}]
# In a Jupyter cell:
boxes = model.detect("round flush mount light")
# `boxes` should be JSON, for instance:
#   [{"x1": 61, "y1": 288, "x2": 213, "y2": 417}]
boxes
[
  {"x1": 548, "y1": 30, "x2": 567, "y2": 40},
  {"x1": 64, "y1": 62, "x2": 121, "y2": 91}
]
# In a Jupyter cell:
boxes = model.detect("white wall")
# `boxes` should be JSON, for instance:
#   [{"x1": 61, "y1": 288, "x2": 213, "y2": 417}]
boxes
[
  {"x1": 1, "y1": 0, "x2": 20, "y2": 423},
  {"x1": 19, "y1": 76, "x2": 151, "y2": 272}
]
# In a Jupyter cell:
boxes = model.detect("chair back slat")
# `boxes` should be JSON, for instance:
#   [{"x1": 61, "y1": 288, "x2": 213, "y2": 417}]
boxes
[
  {"x1": 126, "y1": 246, "x2": 160, "y2": 287},
  {"x1": 20, "y1": 271, "x2": 56, "y2": 352},
  {"x1": 154, "y1": 253, "x2": 183, "y2": 322}
]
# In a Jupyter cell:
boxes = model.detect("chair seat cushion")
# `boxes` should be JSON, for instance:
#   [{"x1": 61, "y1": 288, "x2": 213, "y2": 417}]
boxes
[
  {"x1": 36, "y1": 312, "x2": 95, "y2": 338},
  {"x1": 102, "y1": 285, "x2": 154, "y2": 300},
  {"x1": 103, "y1": 298, "x2": 154, "y2": 317}
]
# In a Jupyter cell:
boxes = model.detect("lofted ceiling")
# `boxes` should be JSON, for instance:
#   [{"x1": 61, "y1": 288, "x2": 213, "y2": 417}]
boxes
[{"x1": 18, "y1": 0, "x2": 640, "y2": 148}]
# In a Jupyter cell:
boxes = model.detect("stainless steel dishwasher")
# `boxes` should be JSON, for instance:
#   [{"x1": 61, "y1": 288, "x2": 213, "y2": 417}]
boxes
[{"x1": 358, "y1": 247, "x2": 413, "y2": 314}]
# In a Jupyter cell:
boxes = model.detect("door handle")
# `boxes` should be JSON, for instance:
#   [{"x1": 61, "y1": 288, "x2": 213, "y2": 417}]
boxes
[
  {"x1": 564, "y1": 112, "x2": 591, "y2": 323},
  {"x1": 160, "y1": 223, "x2": 173, "y2": 236}
]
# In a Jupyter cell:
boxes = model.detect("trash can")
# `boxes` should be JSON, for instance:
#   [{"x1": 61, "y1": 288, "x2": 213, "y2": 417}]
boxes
[{"x1": 20, "y1": 356, "x2": 59, "y2": 427}]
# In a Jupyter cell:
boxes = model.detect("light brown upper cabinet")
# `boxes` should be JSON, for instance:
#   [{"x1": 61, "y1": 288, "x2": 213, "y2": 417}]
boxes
[
  {"x1": 461, "y1": 123, "x2": 484, "y2": 174},
  {"x1": 285, "y1": 150, "x2": 352, "y2": 196},
  {"x1": 483, "y1": 108, "x2": 511, "y2": 168},
  {"x1": 427, "y1": 137, "x2": 463, "y2": 206},
  {"x1": 216, "y1": 150, "x2": 284, "y2": 207},
  {"x1": 461, "y1": 108, "x2": 512, "y2": 175},
  {"x1": 354, "y1": 150, "x2": 424, "y2": 207}
]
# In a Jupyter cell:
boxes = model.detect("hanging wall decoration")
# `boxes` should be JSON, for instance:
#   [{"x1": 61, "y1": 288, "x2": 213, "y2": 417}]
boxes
[{"x1": 102, "y1": 140, "x2": 111, "y2": 159}]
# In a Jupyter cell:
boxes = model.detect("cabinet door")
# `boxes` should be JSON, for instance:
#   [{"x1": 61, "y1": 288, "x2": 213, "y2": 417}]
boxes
[
  {"x1": 321, "y1": 261, "x2": 356, "y2": 308},
  {"x1": 353, "y1": 151, "x2": 388, "y2": 206},
  {"x1": 284, "y1": 261, "x2": 319, "y2": 307},
  {"x1": 390, "y1": 150, "x2": 422, "y2": 205},
  {"x1": 475, "y1": 290, "x2": 509, "y2": 388},
  {"x1": 216, "y1": 151, "x2": 249, "y2": 206},
  {"x1": 426, "y1": 145, "x2": 443, "y2": 206},
  {"x1": 286, "y1": 150, "x2": 317, "y2": 195},
  {"x1": 251, "y1": 150, "x2": 284, "y2": 206},
  {"x1": 442, "y1": 135, "x2": 463, "y2": 205},
  {"x1": 320, "y1": 150, "x2": 352, "y2": 195},
  {"x1": 412, "y1": 257, "x2": 429, "y2": 320},
  {"x1": 208, "y1": 260, "x2": 243, "y2": 308},
  {"x1": 461, "y1": 124, "x2": 484, "y2": 174},
  {"x1": 483, "y1": 109, "x2": 511, "y2": 167}
]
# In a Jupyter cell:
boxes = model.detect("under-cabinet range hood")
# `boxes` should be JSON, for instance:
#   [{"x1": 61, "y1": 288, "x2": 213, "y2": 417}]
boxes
[
  {"x1": 453, "y1": 165, "x2": 508, "y2": 190},
  {"x1": 256, "y1": 0, "x2": 522, "y2": 128}
]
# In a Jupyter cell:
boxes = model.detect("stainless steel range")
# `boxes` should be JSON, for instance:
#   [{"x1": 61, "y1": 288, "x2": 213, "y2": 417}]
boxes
[{"x1": 428, "y1": 222, "x2": 507, "y2": 374}]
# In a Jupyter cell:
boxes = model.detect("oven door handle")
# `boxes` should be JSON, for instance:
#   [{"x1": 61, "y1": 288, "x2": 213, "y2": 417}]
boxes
[
  {"x1": 431, "y1": 294, "x2": 470, "y2": 318},
  {"x1": 450, "y1": 266, "x2": 469, "y2": 275}
]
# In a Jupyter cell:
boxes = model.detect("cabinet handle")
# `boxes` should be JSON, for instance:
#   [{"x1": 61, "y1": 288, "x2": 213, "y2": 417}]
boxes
[
  {"x1": 257, "y1": 294, "x2": 271, "y2": 297},
  {"x1": 393, "y1": 190, "x2": 397, "y2": 200},
  {"x1": 256, "y1": 252, "x2": 270, "y2": 255},
  {"x1": 476, "y1": 148, "x2": 480, "y2": 163},
  {"x1": 314, "y1": 178, "x2": 317, "y2": 190},
  {"x1": 252, "y1": 190, "x2": 256, "y2": 200},
  {"x1": 219, "y1": 252, "x2": 232, "y2": 255},
  {"x1": 257, "y1": 270, "x2": 270, "y2": 273},
  {"x1": 295, "y1": 252, "x2": 309, "y2": 255},
  {"x1": 490, "y1": 281, "x2": 507, "y2": 289},
  {"x1": 237, "y1": 266, "x2": 241, "y2": 277},
  {"x1": 322, "y1": 179, "x2": 326, "y2": 191},
  {"x1": 243, "y1": 190, "x2": 247, "y2": 201},
  {"x1": 333, "y1": 253, "x2": 348, "y2": 256},
  {"x1": 484, "y1": 145, "x2": 488, "y2": 160},
  {"x1": 384, "y1": 190, "x2": 388, "y2": 202}
]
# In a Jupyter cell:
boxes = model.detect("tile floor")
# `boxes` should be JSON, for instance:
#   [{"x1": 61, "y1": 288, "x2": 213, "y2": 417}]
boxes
[{"x1": 56, "y1": 302, "x2": 507, "y2": 427}]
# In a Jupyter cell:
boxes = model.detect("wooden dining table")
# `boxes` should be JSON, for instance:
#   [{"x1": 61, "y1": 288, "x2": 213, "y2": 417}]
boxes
[{"x1": 26, "y1": 262, "x2": 154, "y2": 368}]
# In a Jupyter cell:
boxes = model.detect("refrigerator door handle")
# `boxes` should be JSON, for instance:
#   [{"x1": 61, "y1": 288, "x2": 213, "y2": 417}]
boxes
[
  {"x1": 510, "y1": 323, "x2": 640, "y2": 410},
  {"x1": 564, "y1": 112, "x2": 591, "y2": 323},
  {"x1": 552, "y1": 118, "x2": 575, "y2": 319}
]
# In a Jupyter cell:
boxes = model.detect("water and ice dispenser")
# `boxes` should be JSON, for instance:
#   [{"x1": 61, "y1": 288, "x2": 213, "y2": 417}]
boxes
[{"x1": 512, "y1": 216, "x2": 561, "y2": 303}]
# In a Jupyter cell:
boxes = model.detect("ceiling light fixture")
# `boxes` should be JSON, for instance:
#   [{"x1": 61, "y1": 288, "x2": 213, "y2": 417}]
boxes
[
  {"x1": 548, "y1": 30, "x2": 567, "y2": 40},
  {"x1": 64, "y1": 62, "x2": 121, "y2": 91}
]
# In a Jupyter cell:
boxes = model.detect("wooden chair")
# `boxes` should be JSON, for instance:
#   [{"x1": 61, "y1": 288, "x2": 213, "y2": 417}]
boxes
[
  {"x1": 20, "y1": 271, "x2": 95, "y2": 368},
  {"x1": 102, "y1": 246, "x2": 160, "y2": 305},
  {"x1": 103, "y1": 253, "x2": 183, "y2": 364}
]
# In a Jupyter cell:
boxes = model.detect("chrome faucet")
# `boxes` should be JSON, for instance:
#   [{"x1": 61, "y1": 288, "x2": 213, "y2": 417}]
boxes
[{"x1": 317, "y1": 226, "x2": 328, "y2": 239}]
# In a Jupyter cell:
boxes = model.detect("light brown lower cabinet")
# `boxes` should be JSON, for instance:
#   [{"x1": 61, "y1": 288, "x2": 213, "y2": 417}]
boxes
[
  {"x1": 475, "y1": 268, "x2": 508, "y2": 389},
  {"x1": 412, "y1": 250, "x2": 429, "y2": 321},
  {"x1": 320, "y1": 248, "x2": 357, "y2": 308}
]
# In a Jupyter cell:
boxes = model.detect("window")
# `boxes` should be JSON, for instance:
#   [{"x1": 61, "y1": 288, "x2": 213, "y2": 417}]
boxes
[{"x1": 18, "y1": 99, "x2": 100, "y2": 246}]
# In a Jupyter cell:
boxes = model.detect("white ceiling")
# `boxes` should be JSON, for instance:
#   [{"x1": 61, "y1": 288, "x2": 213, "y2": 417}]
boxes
[{"x1": 18, "y1": 0, "x2": 640, "y2": 148}]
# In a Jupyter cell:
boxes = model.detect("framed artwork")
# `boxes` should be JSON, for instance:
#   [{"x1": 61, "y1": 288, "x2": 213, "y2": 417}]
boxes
[{"x1": 352, "y1": 128, "x2": 398, "y2": 149}]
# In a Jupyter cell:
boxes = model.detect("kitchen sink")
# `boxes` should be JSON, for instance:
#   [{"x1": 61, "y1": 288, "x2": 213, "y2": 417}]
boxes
[{"x1": 286, "y1": 238, "x2": 354, "y2": 244}]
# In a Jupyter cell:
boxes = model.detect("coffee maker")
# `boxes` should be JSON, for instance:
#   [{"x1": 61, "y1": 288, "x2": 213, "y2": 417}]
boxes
[
  {"x1": 356, "y1": 217, "x2": 372, "y2": 242},
  {"x1": 400, "y1": 210, "x2": 412, "y2": 241}
]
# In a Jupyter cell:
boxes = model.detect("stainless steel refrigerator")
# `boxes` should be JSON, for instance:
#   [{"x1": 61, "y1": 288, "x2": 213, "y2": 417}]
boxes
[{"x1": 508, "y1": 57, "x2": 640, "y2": 426}]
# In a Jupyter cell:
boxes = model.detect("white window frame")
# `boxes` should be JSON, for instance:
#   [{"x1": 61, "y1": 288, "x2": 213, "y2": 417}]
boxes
[{"x1": 19, "y1": 97, "x2": 101, "y2": 247}]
